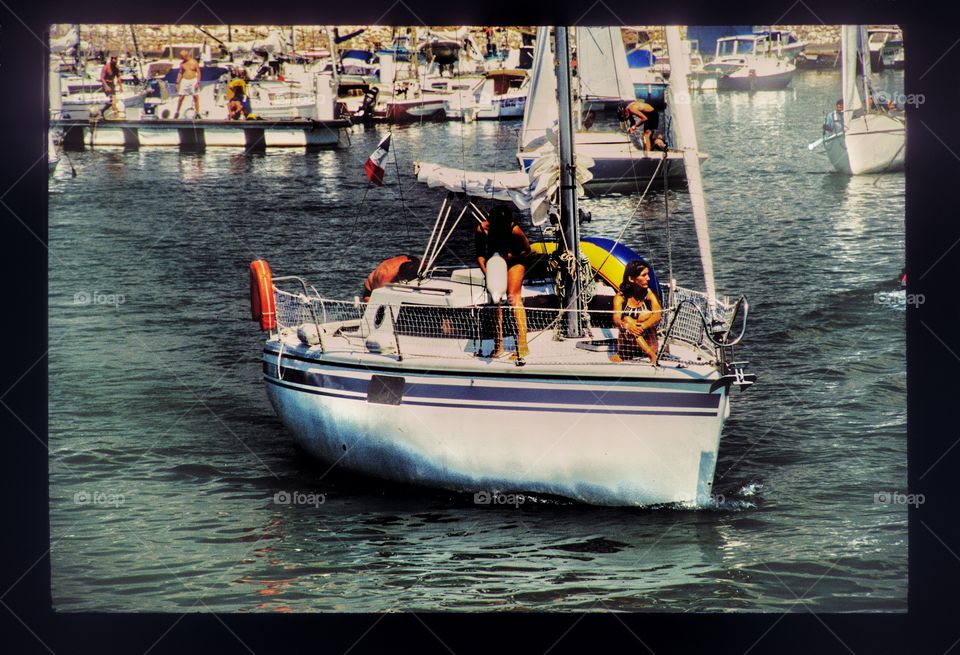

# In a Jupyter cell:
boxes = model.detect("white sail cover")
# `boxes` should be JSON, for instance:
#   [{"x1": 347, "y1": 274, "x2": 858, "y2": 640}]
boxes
[
  {"x1": 414, "y1": 162, "x2": 535, "y2": 208},
  {"x1": 576, "y1": 27, "x2": 634, "y2": 101},
  {"x1": 414, "y1": 154, "x2": 594, "y2": 226},
  {"x1": 519, "y1": 27, "x2": 559, "y2": 152},
  {"x1": 665, "y1": 26, "x2": 716, "y2": 309}
]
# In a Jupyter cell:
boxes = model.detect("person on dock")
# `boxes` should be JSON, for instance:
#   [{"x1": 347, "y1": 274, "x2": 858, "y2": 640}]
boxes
[
  {"x1": 173, "y1": 49, "x2": 201, "y2": 119},
  {"x1": 476, "y1": 205, "x2": 532, "y2": 359},
  {"x1": 98, "y1": 56, "x2": 122, "y2": 118},
  {"x1": 611, "y1": 259, "x2": 662, "y2": 364},
  {"x1": 226, "y1": 80, "x2": 250, "y2": 120},
  {"x1": 622, "y1": 99, "x2": 658, "y2": 152},
  {"x1": 362, "y1": 255, "x2": 422, "y2": 301}
]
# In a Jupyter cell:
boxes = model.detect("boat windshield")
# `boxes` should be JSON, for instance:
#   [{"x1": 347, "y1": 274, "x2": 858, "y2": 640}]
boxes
[{"x1": 718, "y1": 38, "x2": 755, "y2": 57}]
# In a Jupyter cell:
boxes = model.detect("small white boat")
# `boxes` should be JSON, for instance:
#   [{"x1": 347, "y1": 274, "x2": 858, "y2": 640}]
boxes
[
  {"x1": 699, "y1": 34, "x2": 795, "y2": 91},
  {"x1": 817, "y1": 26, "x2": 905, "y2": 175},
  {"x1": 471, "y1": 69, "x2": 527, "y2": 120},
  {"x1": 866, "y1": 27, "x2": 904, "y2": 70}
]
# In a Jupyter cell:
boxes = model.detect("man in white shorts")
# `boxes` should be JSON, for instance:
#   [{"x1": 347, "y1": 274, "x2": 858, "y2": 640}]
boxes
[{"x1": 173, "y1": 49, "x2": 201, "y2": 119}]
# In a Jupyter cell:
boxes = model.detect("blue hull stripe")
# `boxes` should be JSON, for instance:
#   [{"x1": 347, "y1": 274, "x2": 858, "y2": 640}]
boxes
[
  {"x1": 265, "y1": 377, "x2": 720, "y2": 417},
  {"x1": 265, "y1": 349, "x2": 717, "y2": 384},
  {"x1": 266, "y1": 365, "x2": 719, "y2": 408}
]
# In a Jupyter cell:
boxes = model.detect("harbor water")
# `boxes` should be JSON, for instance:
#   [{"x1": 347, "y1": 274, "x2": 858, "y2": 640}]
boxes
[{"x1": 48, "y1": 69, "x2": 906, "y2": 612}]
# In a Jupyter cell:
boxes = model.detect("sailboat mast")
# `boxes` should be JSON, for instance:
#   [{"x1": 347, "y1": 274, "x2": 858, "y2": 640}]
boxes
[
  {"x1": 858, "y1": 25, "x2": 872, "y2": 108},
  {"x1": 555, "y1": 26, "x2": 584, "y2": 338}
]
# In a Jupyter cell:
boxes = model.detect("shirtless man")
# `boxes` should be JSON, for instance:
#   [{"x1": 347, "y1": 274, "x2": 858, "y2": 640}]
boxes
[
  {"x1": 623, "y1": 99, "x2": 658, "y2": 152},
  {"x1": 173, "y1": 50, "x2": 201, "y2": 119}
]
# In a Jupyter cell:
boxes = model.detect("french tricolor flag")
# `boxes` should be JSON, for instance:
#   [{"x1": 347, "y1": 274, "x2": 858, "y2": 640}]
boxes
[{"x1": 364, "y1": 134, "x2": 391, "y2": 186}]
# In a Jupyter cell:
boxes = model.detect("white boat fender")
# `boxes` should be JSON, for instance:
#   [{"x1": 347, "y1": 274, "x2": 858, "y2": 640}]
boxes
[{"x1": 485, "y1": 253, "x2": 507, "y2": 303}]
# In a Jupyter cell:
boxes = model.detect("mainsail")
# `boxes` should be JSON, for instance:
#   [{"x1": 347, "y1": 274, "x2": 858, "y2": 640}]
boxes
[
  {"x1": 575, "y1": 27, "x2": 634, "y2": 101},
  {"x1": 841, "y1": 25, "x2": 862, "y2": 112}
]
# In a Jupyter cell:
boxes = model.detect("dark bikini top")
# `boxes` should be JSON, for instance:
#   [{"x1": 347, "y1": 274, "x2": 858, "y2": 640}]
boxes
[{"x1": 620, "y1": 292, "x2": 652, "y2": 320}]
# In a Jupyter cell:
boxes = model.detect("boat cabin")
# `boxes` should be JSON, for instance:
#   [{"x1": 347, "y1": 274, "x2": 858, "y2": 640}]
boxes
[
  {"x1": 476, "y1": 69, "x2": 527, "y2": 96},
  {"x1": 716, "y1": 35, "x2": 761, "y2": 58}
]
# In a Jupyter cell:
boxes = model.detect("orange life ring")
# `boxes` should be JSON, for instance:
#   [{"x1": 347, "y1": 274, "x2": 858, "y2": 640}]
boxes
[{"x1": 249, "y1": 259, "x2": 276, "y2": 331}]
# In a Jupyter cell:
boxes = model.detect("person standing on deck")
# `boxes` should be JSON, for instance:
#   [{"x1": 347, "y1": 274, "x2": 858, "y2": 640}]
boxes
[
  {"x1": 98, "y1": 56, "x2": 122, "y2": 118},
  {"x1": 476, "y1": 205, "x2": 532, "y2": 359},
  {"x1": 173, "y1": 50, "x2": 201, "y2": 119}
]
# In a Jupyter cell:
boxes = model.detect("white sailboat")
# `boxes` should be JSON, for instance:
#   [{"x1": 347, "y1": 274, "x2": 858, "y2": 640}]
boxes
[
  {"x1": 517, "y1": 27, "x2": 692, "y2": 195},
  {"x1": 250, "y1": 26, "x2": 754, "y2": 507},
  {"x1": 816, "y1": 25, "x2": 905, "y2": 175}
]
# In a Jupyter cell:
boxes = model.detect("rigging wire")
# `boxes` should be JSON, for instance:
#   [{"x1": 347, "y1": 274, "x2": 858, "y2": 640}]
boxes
[{"x1": 594, "y1": 152, "x2": 665, "y2": 275}]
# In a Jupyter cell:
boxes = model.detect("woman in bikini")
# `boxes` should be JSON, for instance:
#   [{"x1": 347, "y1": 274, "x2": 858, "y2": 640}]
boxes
[
  {"x1": 475, "y1": 205, "x2": 532, "y2": 359},
  {"x1": 611, "y1": 259, "x2": 662, "y2": 363}
]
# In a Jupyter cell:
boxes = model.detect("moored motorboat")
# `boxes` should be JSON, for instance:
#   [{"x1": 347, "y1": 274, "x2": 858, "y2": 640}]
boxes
[
  {"x1": 471, "y1": 69, "x2": 527, "y2": 120},
  {"x1": 700, "y1": 34, "x2": 796, "y2": 91}
]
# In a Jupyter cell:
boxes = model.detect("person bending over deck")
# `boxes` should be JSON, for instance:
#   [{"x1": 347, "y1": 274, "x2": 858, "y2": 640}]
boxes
[
  {"x1": 174, "y1": 50, "x2": 201, "y2": 119},
  {"x1": 99, "y1": 56, "x2": 122, "y2": 118},
  {"x1": 611, "y1": 259, "x2": 662, "y2": 363},
  {"x1": 622, "y1": 99, "x2": 658, "y2": 152},
  {"x1": 362, "y1": 255, "x2": 421, "y2": 301},
  {"x1": 475, "y1": 205, "x2": 532, "y2": 359}
]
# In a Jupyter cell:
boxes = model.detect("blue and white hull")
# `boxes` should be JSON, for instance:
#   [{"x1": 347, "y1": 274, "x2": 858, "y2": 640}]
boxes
[{"x1": 263, "y1": 344, "x2": 729, "y2": 506}]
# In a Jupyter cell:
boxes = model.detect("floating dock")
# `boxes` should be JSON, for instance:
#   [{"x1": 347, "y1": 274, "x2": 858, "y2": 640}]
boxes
[{"x1": 52, "y1": 117, "x2": 352, "y2": 150}]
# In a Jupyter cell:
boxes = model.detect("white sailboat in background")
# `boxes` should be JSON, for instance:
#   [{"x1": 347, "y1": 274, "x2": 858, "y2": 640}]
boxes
[
  {"x1": 249, "y1": 26, "x2": 754, "y2": 507},
  {"x1": 517, "y1": 26, "x2": 693, "y2": 195},
  {"x1": 815, "y1": 25, "x2": 905, "y2": 175}
]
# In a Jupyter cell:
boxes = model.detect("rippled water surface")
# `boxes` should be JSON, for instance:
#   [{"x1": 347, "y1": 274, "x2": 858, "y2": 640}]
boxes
[{"x1": 49, "y1": 70, "x2": 906, "y2": 612}]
